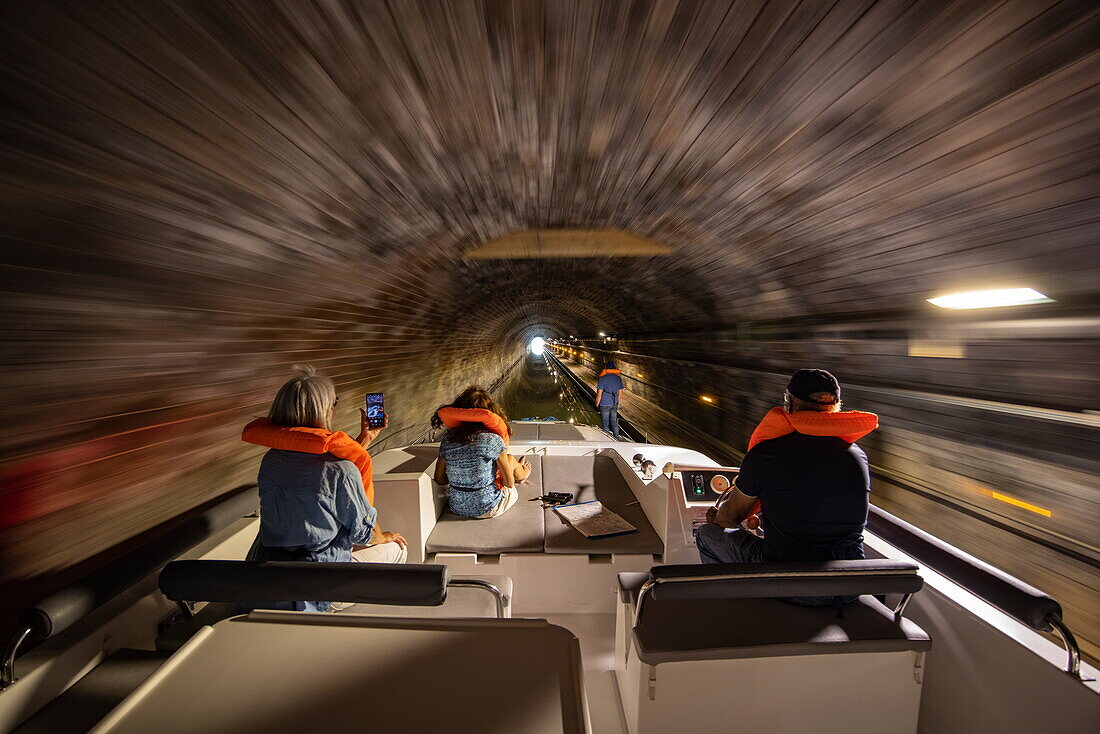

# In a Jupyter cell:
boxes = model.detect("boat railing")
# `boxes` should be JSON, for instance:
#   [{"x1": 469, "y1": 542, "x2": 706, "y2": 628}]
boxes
[
  {"x1": 2, "y1": 485, "x2": 259, "y2": 689},
  {"x1": 867, "y1": 505, "x2": 1082, "y2": 677}
]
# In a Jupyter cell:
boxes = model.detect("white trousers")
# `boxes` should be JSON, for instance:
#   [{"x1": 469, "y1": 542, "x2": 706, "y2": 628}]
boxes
[
  {"x1": 477, "y1": 486, "x2": 519, "y2": 518},
  {"x1": 351, "y1": 540, "x2": 408, "y2": 564}
]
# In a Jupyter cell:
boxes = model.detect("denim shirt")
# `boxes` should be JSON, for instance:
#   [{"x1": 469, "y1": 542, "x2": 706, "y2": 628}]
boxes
[
  {"x1": 254, "y1": 449, "x2": 376, "y2": 611},
  {"x1": 597, "y1": 373, "x2": 623, "y2": 406},
  {"x1": 439, "y1": 431, "x2": 507, "y2": 517}
]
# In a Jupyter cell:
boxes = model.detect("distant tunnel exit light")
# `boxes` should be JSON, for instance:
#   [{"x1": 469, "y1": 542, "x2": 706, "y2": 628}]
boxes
[
  {"x1": 529, "y1": 337, "x2": 546, "y2": 355},
  {"x1": 927, "y1": 287, "x2": 1053, "y2": 309}
]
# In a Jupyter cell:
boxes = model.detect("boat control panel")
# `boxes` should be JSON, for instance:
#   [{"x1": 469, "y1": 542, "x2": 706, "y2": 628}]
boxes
[
  {"x1": 681, "y1": 468, "x2": 739, "y2": 504},
  {"x1": 663, "y1": 465, "x2": 740, "y2": 559}
]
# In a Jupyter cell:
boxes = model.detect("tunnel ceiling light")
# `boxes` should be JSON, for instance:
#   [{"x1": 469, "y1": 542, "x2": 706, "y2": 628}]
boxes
[
  {"x1": 927, "y1": 288, "x2": 1053, "y2": 309},
  {"x1": 700, "y1": 395, "x2": 714, "y2": 403},
  {"x1": 598, "y1": 332, "x2": 606, "y2": 337},
  {"x1": 464, "y1": 229, "x2": 673, "y2": 260}
]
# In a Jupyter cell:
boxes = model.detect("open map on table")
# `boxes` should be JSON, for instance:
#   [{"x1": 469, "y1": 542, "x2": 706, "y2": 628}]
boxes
[{"x1": 552, "y1": 500, "x2": 637, "y2": 539}]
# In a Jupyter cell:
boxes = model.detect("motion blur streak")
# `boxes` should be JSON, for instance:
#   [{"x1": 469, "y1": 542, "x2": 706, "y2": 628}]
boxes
[
  {"x1": 989, "y1": 492, "x2": 1053, "y2": 518},
  {"x1": 0, "y1": 1, "x2": 1097, "y2": 659}
]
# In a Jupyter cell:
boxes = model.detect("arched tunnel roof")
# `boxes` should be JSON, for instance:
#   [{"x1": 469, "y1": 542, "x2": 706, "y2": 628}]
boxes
[
  {"x1": 0, "y1": 1, "x2": 1098, "y2": 657},
  {"x1": 3, "y1": 1, "x2": 1096, "y2": 353}
]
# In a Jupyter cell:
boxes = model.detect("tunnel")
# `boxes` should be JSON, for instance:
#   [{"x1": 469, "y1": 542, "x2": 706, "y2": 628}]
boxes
[{"x1": 1, "y1": 0, "x2": 1098, "y2": 674}]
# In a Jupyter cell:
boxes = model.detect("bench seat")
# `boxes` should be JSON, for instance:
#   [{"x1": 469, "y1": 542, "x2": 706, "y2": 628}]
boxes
[
  {"x1": 617, "y1": 568, "x2": 930, "y2": 663},
  {"x1": 97, "y1": 614, "x2": 589, "y2": 734},
  {"x1": 614, "y1": 563, "x2": 929, "y2": 734},
  {"x1": 425, "y1": 453, "x2": 662, "y2": 556},
  {"x1": 633, "y1": 594, "x2": 930, "y2": 663},
  {"x1": 426, "y1": 457, "x2": 547, "y2": 554},
  {"x1": 542, "y1": 455, "x2": 662, "y2": 555}
]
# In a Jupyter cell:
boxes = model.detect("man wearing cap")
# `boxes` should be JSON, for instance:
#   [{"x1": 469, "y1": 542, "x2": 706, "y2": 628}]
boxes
[
  {"x1": 696, "y1": 369, "x2": 879, "y2": 583},
  {"x1": 594, "y1": 361, "x2": 625, "y2": 439}
]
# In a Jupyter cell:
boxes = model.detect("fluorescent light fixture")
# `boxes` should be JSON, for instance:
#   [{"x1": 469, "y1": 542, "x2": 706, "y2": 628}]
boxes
[
  {"x1": 927, "y1": 288, "x2": 1052, "y2": 309},
  {"x1": 700, "y1": 395, "x2": 714, "y2": 403},
  {"x1": 598, "y1": 332, "x2": 606, "y2": 337}
]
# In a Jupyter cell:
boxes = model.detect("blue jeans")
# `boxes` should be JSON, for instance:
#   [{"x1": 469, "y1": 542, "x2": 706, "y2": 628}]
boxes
[
  {"x1": 599, "y1": 405, "x2": 620, "y2": 438},
  {"x1": 695, "y1": 523, "x2": 847, "y2": 607}
]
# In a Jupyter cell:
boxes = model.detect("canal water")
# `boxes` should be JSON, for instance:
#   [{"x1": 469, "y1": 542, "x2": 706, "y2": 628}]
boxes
[{"x1": 497, "y1": 353, "x2": 601, "y2": 427}]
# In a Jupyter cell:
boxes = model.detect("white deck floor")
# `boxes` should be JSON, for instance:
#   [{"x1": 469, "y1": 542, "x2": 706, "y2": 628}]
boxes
[{"x1": 541, "y1": 613, "x2": 626, "y2": 734}]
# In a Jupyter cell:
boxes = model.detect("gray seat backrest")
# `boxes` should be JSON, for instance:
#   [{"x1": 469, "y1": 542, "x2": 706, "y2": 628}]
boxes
[
  {"x1": 508, "y1": 422, "x2": 540, "y2": 441},
  {"x1": 646, "y1": 560, "x2": 923, "y2": 603},
  {"x1": 159, "y1": 560, "x2": 450, "y2": 606},
  {"x1": 630, "y1": 561, "x2": 930, "y2": 664}
]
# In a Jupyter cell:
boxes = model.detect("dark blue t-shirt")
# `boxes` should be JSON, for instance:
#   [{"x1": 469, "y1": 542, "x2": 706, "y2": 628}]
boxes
[
  {"x1": 735, "y1": 432, "x2": 870, "y2": 562},
  {"x1": 596, "y1": 373, "x2": 624, "y2": 406}
]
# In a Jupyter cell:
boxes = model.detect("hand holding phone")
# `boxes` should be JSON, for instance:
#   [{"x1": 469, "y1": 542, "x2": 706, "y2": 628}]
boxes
[{"x1": 365, "y1": 393, "x2": 386, "y2": 429}]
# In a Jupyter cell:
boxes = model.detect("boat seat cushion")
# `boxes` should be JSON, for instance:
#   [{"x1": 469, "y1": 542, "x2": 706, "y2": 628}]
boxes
[
  {"x1": 340, "y1": 575, "x2": 513, "y2": 618},
  {"x1": 92, "y1": 615, "x2": 589, "y2": 733},
  {"x1": 374, "y1": 445, "x2": 440, "y2": 474},
  {"x1": 633, "y1": 595, "x2": 931, "y2": 664},
  {"x1": 13, "y1": 649, "x2": 170, "y2": 733},
  {"x1": 509, "y1": 422, "x2": 540, "y2": 442},
  {"x1": 542, "y1": 455, "x2": 663, "y2": 555},
  {"x1": 538, "y1": 423, "x2": 588, "y2": 440},
  {"x1": 426, "y1": 456, "x2": 546, "y2": 554}
]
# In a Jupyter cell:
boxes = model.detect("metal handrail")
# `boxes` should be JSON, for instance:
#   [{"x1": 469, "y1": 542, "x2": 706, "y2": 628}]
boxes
[
  {"x1": 447, "y1": 579, "x2": 507, "y2": 618},
  {"x1": 1, "y1": 624, "x2": 34, "y2": 689},
  {"x1": 1048, "y1": 615, "x2": 1082, "y2": 677}
]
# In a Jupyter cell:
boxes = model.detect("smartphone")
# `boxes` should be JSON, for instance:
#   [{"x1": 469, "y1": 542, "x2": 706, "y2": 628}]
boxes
[{"x1": 365, "y1": 392, "x2": 385, "y2": 429}]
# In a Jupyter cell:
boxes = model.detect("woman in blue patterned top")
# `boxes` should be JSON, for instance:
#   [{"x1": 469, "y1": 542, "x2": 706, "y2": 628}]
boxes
[{"x1": 431, "y1": 386, "x2": 531, "y2": 518}]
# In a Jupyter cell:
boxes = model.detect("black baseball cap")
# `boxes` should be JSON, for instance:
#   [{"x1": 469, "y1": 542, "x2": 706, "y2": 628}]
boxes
[
  {"x1": 787, "y1": 369, "x2": 840, "y2": 403},
  {"x1": 605, "y1": 361, "x2": 616, "y2": 368}
]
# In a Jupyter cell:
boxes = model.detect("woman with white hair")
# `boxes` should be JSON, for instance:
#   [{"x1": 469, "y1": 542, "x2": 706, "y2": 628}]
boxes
[{"x1": 241, "y1": 364, "x2": 407, "y2": 612}]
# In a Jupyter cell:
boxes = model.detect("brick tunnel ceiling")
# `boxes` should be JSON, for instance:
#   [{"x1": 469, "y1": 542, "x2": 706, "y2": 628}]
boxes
[
  {"x1": 5, "y1": 0, "x2": 1097, "y2": 350},
  {"x1": 1, "y1": 2, "x2": 1098, "y2": 583}
]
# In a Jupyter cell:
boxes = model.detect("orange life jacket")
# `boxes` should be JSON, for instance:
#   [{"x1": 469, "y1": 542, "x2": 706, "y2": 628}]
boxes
[
  {"x1": 748, "y1": 407, "x2": 878, "y2": 450},
  {"x1": 242, "y1": 418, "x2": 375, "y2": 503},
  {"x1": 743, "y1": 407, "x2": 878, "y2": 524},
  {"x1": 435, "y1": 407, "x2": 511, "y2": 446},
  {"x1": 598, "y1": 368, "x2": 622, "y2": 378}
]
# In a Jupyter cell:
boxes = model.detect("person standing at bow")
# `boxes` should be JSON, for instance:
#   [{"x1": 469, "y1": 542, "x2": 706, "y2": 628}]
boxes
[{"x1": 595, "y1": 361, "x2": 625, "y2": 439}]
